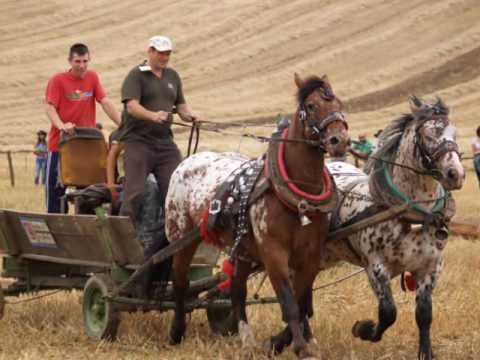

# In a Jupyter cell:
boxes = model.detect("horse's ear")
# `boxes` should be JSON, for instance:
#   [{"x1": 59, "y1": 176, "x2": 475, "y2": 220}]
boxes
[
  {"x1": 435, "y1": 96, "x2": 450, "y2": 115},
  {"x1": 409, "y1": 95, "x2": 424, "y2": 113},
  {"x1": 321, "y1": 74, "x2": 331, "y2": 85},
  {"x1": 294, "y1": 72, "x2": 304, "y2": 88}
]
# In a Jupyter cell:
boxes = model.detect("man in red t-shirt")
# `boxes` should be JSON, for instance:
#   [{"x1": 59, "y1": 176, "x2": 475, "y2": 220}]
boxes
[{"x1": 45, "y1": 43, "x2": 121, "y2": 213}]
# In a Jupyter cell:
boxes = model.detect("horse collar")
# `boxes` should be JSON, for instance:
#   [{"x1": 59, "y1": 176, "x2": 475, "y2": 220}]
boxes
[
  {"x1": 266, "y1": 128, "x2": 338, "y2": 218},
  {"x1": 381, "y1": 161, "x2": 446, "y2": 216}
]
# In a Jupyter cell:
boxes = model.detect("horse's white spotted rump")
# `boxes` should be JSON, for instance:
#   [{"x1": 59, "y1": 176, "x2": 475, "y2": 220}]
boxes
[{"x1": 165, "y1": 151, "x2": 249, "y2": 243}]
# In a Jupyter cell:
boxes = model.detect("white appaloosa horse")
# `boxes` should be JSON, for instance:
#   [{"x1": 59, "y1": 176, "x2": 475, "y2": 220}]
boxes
[
  {"x1": 271, "y1": 96, "x2": 465, "y2": 360},
  {"x1": 165, "y1": 73, "x2": 349, "y2": 359}
]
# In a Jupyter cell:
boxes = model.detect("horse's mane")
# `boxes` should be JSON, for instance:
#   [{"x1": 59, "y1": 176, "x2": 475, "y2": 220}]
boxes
[
  {"x1": 365, "y1": 97, "x2": 449, "y2": 173},
  {"x1": 297, "y1": 76, "x2": 336, "y2": 104},
  {"x1": 364, "y1": 114, "x2": 414, "y2": 173}
]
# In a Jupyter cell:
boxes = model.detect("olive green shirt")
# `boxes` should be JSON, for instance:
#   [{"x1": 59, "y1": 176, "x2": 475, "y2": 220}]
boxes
[{"x1": 119, "y1": 63, "x2": 186, "y2": 148}]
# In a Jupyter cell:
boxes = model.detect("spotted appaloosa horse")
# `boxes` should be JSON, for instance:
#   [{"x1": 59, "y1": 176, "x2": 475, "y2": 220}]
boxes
[
  {"x1": 271, "y1": 96, "x2": 465, "y2": 359},
  {"x1": 165, "y1": 74, "x2": 348, "y2": 359}
]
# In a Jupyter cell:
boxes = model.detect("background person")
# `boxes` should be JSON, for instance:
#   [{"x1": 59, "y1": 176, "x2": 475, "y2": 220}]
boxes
[
  {"x1": 371, "y1": 129, "x2": 383, "y2": 152},
  {"x1": 44, "y1": 43, "x2": 121, "y2": 213},
  {"x1": 350, "y1": 133, "x2": 374, "y2": 160},
  {"x1": 33, "y1": 130, "x2": 48, "y2": 185},
  {"x1": 472, "y1": 126, "x2": 480, "y2": 187}
]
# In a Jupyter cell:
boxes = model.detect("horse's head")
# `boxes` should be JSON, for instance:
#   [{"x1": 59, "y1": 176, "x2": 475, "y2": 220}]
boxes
[
  {"x1": 409, "y1": 96, "x2": 465, "y2": 190},
  {"x1": 294, "y1": 73, "x2": 349, "y2": 156}
]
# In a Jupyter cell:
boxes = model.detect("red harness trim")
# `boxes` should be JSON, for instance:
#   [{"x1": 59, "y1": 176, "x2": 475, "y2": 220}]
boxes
[
  {"x1": 217, "y1": 258, "x2": 234, "y2": 291},
  {"x1": 199, "y1": 208, "x2": 224, "y2": 248},
  {"x1": 277, "y1": 128, "x2": 333, "y2": 201}
]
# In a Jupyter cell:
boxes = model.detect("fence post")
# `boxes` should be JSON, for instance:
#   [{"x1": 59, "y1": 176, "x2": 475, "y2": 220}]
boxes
[{"x1": 7, "y1": 151, "x2": 15, "y2": 187}]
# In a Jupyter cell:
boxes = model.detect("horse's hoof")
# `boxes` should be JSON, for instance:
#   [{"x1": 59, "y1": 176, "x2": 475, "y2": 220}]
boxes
[
  {"x1": 263, "y1": 335, "x2": 287, "y2": 356},
  {"x1": 263, "y1": 338, "x2": 274, "y2": 357},
  {"x1": 238, "y1": 321, "x2": 257, "y2": 348},
  {"x1": 298, "y1": 349, "x2": 319, "y2": 360},
  {"x1": 352, "y1": 320, "x2": 376, "y2": 341},
  {"x1": 418, "y1": 350, "x2": 435, "y2": 360},
  {"x1": 169, "y1": 325, "x2": 185, "y2": 345},
  {"x1": 307, "y1": 337, "x2": 320, "y2": 353}
]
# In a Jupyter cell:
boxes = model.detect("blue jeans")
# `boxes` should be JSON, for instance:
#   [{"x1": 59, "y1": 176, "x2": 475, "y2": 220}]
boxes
[
  {"x1": 35, "y1": 158, "x2": 46, "y2": 185},
  {"x1": 45, "y1": 152, "x2": 66, "y2": 213}
]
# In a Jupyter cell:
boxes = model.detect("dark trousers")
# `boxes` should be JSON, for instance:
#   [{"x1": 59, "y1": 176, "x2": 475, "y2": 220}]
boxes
[
  {"x1": 45, "y1": 152, "x2": 66, "y2": 213},
  {"x1": 120, "y1": 141, "x2": 182, "y2": 229}
]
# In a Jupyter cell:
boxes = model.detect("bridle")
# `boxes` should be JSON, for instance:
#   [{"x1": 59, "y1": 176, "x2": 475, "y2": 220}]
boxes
[
  {"x1": 414, "y1": 114, "x2": 460, "y2": 179},
  {"x1": 297, "y1": 86, "x2": 348, "y2": 148}
]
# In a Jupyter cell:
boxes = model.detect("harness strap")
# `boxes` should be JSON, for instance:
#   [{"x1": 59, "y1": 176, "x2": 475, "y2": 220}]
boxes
[{"x1": 381, "y1": 162, "x2": 446, "y2": 216}]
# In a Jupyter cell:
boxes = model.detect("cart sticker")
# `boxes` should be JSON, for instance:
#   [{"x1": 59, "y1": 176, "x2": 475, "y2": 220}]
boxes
[{"x1": 19, "y1": 217, "x2": 56, "y2": 248}]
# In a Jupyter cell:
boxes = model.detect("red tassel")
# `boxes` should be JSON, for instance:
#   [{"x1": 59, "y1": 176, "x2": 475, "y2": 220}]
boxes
[
  {"x1": 222, "y1": 258, "x2": 234, "y2": 276},
  {"x1": 110, "y1": 188, "x2": 118, "y2": 204},
  {"x1": 218, "y1": 259, "x2": 234, "y2": 291},
  {"x1": 199, "y1": 209, "x2": 223, "y2": 248}
]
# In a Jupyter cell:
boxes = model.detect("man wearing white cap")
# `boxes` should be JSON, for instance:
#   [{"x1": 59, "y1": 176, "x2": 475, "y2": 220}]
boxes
[{"x1": 118, "y1": 35, "x2": 201, "y2": 266}]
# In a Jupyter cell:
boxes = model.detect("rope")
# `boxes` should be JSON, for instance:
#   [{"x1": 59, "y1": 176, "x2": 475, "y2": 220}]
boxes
[
  {"x1": 4, "y1": 289, "x2": 64, "y2": 305},
  {"x1": 312, "y1": 268, "x2": 365, "y2": 292}
]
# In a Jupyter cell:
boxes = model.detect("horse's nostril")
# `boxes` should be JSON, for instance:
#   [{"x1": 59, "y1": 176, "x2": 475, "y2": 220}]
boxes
[
  {"x1": 447, "y1": 168, "x2": 458, "y2": 181},
  {"x1": 329, "y1": 137, "x2": 339, "y2": 146}
]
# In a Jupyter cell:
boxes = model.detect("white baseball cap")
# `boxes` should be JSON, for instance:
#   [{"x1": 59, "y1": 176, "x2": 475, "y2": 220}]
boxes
[{"x1": 149, "y1": 36, "x2": 173, "y2": 51}]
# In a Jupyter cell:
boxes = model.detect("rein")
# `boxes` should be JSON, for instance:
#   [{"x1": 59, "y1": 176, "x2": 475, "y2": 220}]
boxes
[
  {"x1": 187, "y1": 121, "x2": 200, "y2": 156},
  {"x1": 369, "y1": 154, "x2": 439, "y2": 177},
  {"x1": 171, "y1": 120, "x2": 325, "y2": 148}
]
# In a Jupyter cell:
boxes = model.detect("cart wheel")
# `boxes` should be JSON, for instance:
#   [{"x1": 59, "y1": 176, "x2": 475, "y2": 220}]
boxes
[
  {"x1": 83, "y1": 274, "x2": 120, "y2": 341},
  {"x1": 206, "y1": 292, "x2": 238, "y2": 336}
]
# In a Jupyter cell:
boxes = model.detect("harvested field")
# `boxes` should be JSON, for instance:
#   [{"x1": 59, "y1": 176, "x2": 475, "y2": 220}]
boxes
[{"x1": 1, "y1": 1, "x2": 480, "y2": 359}]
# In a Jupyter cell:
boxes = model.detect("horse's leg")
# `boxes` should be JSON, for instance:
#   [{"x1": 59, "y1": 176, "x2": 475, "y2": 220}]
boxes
[
  {"x1": 414, "y1": 259, "x2": 442, "y2": 360},
  {"x1": 269, "y1": 284, "x2": 315, "y2": 354},
  {"x1": 169, "y1": 239, "x2": 200, "y2": 345},
  {"x1": 352, "y1": 263, "x2": 397, "y2": 342},
  {"x1": 263, "y1": 256, "x2": 315, "y2": 359},
  {"x1": 231, "y1": 257, "x2": 255, "y2": 348}
]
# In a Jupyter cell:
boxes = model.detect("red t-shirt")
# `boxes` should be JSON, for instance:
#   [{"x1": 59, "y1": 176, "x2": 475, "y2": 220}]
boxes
[{"x1": 45, "y1": 70, "x2": 106, "y2": 151}]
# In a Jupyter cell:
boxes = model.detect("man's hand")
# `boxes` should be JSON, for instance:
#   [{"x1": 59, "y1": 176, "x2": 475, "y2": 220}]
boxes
[
  {"x1": 180, "y1": 112, "x2": 204, "y2": 124},
  {"x1": 151, "y1": 111, "x2": 171, "y2": 123},
  {"x1": 61, "y1": 122, "x2": 76, "y2": 134}
]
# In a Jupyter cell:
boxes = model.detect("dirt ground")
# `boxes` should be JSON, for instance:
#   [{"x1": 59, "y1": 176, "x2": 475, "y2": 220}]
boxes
[{"x1": 1, "y1": 0, "x2": 479, "y2": 153}]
